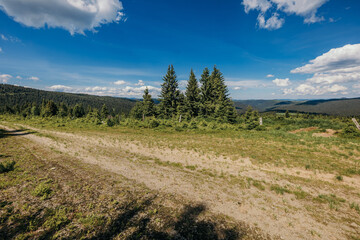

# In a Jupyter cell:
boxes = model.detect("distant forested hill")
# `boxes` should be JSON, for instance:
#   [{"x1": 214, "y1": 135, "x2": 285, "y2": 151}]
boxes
[
  {"x1": 234, "y1": 98, "x2": 360, "y2": 116},
  {"x1": 1, "y1": 84, "x2": 359, "y2": 116},
  {"x1": 0, "y1": 84, "x2": 137, "y2": 114}
]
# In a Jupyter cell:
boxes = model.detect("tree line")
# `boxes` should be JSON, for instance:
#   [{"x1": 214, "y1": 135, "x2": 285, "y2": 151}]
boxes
[{"x1": 131, "y1": 65, "x2": 237, "y2": 123}]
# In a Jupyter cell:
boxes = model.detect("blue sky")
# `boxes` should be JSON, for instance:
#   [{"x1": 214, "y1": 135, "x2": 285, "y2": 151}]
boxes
[{"x1": 0, "y1": 0, "x2": 360, "y2": 99}]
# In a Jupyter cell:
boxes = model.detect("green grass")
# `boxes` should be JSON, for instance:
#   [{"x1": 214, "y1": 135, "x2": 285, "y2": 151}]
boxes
[
  {"x1": 270, "y1": 184, "x2": 291, "y2": 195},
  {"x1": 32, "y1": 180, "x2": 53, "y2": 200},
  {"x1": 1, "y1": 114, "x2": 359, "y2": 176}
]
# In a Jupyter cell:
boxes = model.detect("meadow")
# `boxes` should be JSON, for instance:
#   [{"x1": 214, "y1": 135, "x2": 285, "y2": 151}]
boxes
[{"x1": 1, "y1": 113, "x2": 360, "y2": 239}]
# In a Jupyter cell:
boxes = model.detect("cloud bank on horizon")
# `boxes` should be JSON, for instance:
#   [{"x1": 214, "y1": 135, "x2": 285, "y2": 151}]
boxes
[
  {"x1": 0, "y1": 0, "x2": 124, "y2": 34},
  {"x1": 242, "y1": 0, "x2": 328, "y2": 30}
]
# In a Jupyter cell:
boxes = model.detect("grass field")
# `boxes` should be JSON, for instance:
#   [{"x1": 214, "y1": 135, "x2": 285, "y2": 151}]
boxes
[{"x1": 1, "y1": 115, "x2": 360, "y2": 239}]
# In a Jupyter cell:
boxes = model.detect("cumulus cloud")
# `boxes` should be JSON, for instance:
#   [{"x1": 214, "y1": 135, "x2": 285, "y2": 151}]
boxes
[
  {"x1": 0, "y1": 74, "x2": 12, "y2": 83},
  {"x1": 242, "y1": 0, "x2": 328, "y2": 30},
  {"x1": 0, "y1": 0, "x2": 124, "y2": 35},
  {"x1": 49, "y1": 85, "x2": 73, "y2": 91},
  {"x1": 266, "y1": 74, "x2": 274, "y2": 78},
  {"x1": 114, "y1": 80, "x2": 126, "y2": 85},
  {"x1": 284, "y1": 84, "x2": 347, "y2": 95},
  {"x1": 291, "y1": 44, "x2": 360, "y2": 85},
  {"x1": 257, "y1": 13, "x2": 284, "y2": 30},
  {"x1": 273, "y1": 78, "x2": 290, "y2": 87},
  {"x1": 291, "y1": 44, "x2": 360, "y2": 75},
  {"x1": 29, "y1": 76, "x2": 39, "y2": 81},
  {"x1": 16, "y1": 76, "x2": 22, "y2": 79},
  {"x1": 285, "y1": 43, "x2": 360, "y2": 96},
  {"x1": 135, "y1": 80, "x2": 145, "y2": 86},
  {"x1": 243, "y1": 0, "x2": 272, "y2": 13},
  {"x1": 0, "y1": 34, "x2": 7, "y2": 40}
]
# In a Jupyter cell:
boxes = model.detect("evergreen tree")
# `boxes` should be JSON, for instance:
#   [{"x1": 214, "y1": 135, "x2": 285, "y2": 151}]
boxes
[
  {"x1": 210, "y1": 66, "x2": 237, "y2": 122},
  {"x1": 159, "y1": 65, "x2": 180, "y2": 118},
  {"x1": 31, "y1": 104, "x2": 41, "y2": 116},
  {"x1": 42, "y1": 100, "x2": 58, "y2": 117},
  {"x1": 285, "y1": 110, "x2": 290, "y2": 118},
  {"x1": 73, "y1": 104, "x2": 85, "y2": 118},
  {"x1": 100, "y1": 104, "x2": 109, "y2": 119},
  {"x1": 199, "y1": 68, "x2": 211, "y2": 116},
  {"x1": 185, "y1": 69, "x2": 200, "y2": 118},
  {"x1": 58, "y1": 102, "x2": 68, "y2": 117},
  {"x1": 142, "y1": 87, "x2": 155, "y2": 117}
]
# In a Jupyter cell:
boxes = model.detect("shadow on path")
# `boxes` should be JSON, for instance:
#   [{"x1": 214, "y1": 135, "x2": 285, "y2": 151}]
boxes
[{"x1": 0, "y1": 128, "x2": 36, "y2": 139}]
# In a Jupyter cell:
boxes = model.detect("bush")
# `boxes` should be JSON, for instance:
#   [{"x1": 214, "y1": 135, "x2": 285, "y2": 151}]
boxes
[
  {"x1": 32, "y1": 181, "x2": 53, "y2": 200},
  {"x1": 0, "y1": 160, "x2": 16, "y2": 173},
  {"x1": 149, "y1": 119, "x2": 160, "y2": 128},
  {"x1": 341, "y1": 124, "x2": 360, "y2": 138}
]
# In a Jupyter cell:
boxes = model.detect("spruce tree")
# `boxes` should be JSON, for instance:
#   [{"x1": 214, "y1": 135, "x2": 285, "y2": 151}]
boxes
[
  {"x1": 210, "y1": 66, "x2": 237, "y2": 122},
  {"x1": 199, "y1": 68, "x2": 211, "y2": 116},
  {"x1": 185, "y1": 69, "x2": 200, "y2": 118},
  {"x1": 142, "y1": 87, "x2": 155, "y2": 117},
  {"x1": 159, "y1": 65, "x2": 180, "y2": 118},
  {"x1": 100, "y1": 104, "x2": 109, "y2": 119}
]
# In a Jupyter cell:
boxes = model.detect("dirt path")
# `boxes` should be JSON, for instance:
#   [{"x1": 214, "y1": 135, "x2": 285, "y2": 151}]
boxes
[{"x1": 1, "y1": 123, "x2": 359, "y2": 240}]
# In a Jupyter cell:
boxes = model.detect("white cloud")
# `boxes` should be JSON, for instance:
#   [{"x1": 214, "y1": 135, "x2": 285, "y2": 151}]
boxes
[
  {"x1": 0, "y1": 47, "x2": 2, "y2": 52},
  {"x1": 0, "y1": 0, "x2": 124, "y2": 35},
  {"x1": 135, "y1": 80, "x2": 145, "y2": 86},
  {"x1": 271, "y1": 0, "x2": 327, "y2": 23},
  {"x1": 114, "y1": 80, "x2": 126, "y2": 85},
  {"x1": 16, "y1": 76, "x2": 22, "y2": 79},
  {"x1": 354, "y1": 83, "x2": 360, "y2": 89},
  {"x1": 283, "y1": 84, "x2": 347, "y2": 96},
  {"x1": 257, "y1": 13, "x2": 284, "y2": 30},
  {"x1": 291, "y1": 44, "x2": 360, "y2": 75},
  {"x1": 0, "y1": 33, "x2": 20, "y2": 42},
  {"x1": 46, "y1": 84, "x2": 161, "y2": 98},
  {"x1": 242, "y1": 0, "x2": 272, "y2": 13},
  {"x1": 242, "y1": 0, "x2": 328, "y2": 30},
  {"x1": 49, "y1": 85, "x2": 73, "y2": 91},
  {"x1": 273, "y1": 78, "x2": 290, "y2": 87},
  {"x1": 286, "y1": 43, "x2": 360, "y2": 96},
  {"x1": 266, "y1": 74, "x2": 274, "y2": 78},
  {"x1": 234, "y1": 87, "x2": 242, "y2": 90},
  {"x1": 0, "y1": 74, "x2": 12, "y2": 83},
  {"x1": 29, "y1": 76, "x2": 39, "y2": 81}
]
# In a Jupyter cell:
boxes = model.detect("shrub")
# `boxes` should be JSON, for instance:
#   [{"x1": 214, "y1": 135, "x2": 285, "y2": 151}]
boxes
[
  {"x1": 148, "y1": 118, "x2": 160, "y2": 128},
  {"x1": 336, "y1": 175, "x2": 343, "y2": 181},
  {"x1": 341, "y1": 124, "x2": 360, "y2": 138},
  {"x1": 43, "y1": 208, "x2": 70, "y2": 231},
  {"x1": 0, "y1": 160, "x2": 16, "y2": 173},
  {"x1": 270, "y1": 184, "x2": 291, "y2": 195},
  {"x1": 32, "y1": 181, "x2": 53, "y2": 200}
]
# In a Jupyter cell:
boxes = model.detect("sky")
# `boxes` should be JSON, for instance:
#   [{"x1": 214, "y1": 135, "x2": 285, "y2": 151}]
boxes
[{"x1": 0, "y1": 0, "x2": 360, "y2": 100}]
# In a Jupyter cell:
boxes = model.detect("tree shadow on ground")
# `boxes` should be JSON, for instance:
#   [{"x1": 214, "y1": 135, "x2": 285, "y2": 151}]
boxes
[
  {"x1": 92, "y1": 200, "x2": 242, "y2": 240},
  {"x1": 0, "y1": 129, "x2": 35, "y2": 139},
  {"x1": 1, "y1": 197, "x2": 248, "y2": 240}
]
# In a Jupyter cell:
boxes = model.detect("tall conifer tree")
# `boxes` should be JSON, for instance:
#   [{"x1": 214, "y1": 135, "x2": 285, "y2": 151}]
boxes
[
  {"x1": 142, "y1": 87, "x2": 155, "y2": 117},
  {"x1": 159, "y1": 65, "x2": 180, "y2": 118},
  {"x1": 199, "y1": 68, "x2": 211, "y2": 116},
  {"x1": 185, "y1": 69, "x2": 200, "y2": 118}
]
